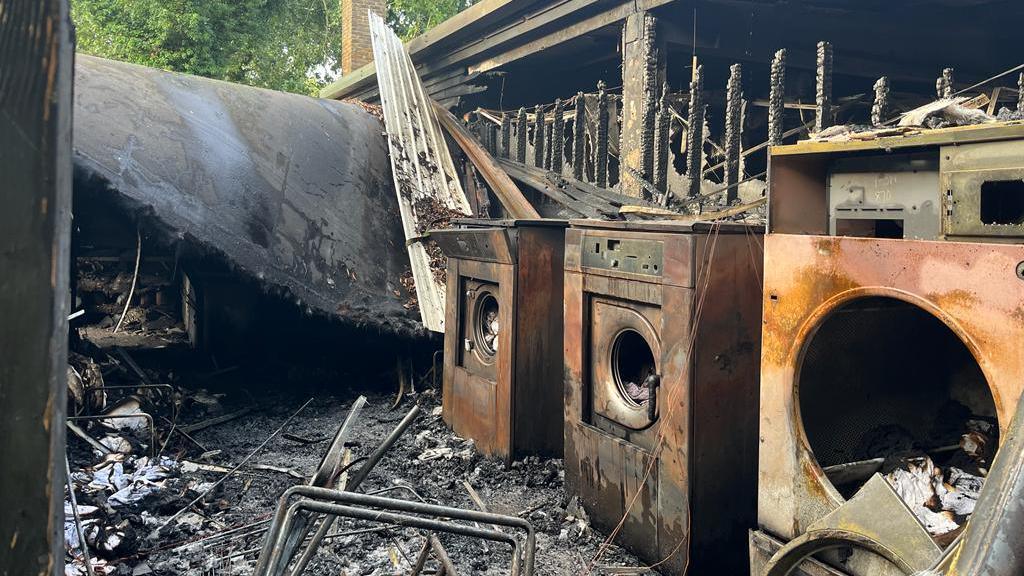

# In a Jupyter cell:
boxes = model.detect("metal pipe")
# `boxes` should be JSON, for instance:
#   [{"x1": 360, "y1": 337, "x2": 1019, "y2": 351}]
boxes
[
  {"x1": 258, "y1": 486, "x2": 535, "y2": 576},
  {"x1": 275, "y1": 396, "x2": 368, "y2": 576},
  {"x1": 287, "y1": 403, "x2": 422, "y2": 575},
  {"x1": 346, "y1": 403, "x2": 421, "y2": 490}
]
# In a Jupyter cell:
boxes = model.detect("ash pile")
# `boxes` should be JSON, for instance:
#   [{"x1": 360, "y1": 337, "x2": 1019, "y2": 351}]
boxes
[{"x1": 63, "y1": 314, "x2": 648, "y2": 576}]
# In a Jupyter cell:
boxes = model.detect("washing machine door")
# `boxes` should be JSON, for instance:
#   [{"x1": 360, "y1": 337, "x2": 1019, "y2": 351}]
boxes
[
  {"x1": 459, "y1": 279, "x2": 501, "y2": 381},
  {"x1": 589, "y1": 297, "x2": 661, "y2": 431}
]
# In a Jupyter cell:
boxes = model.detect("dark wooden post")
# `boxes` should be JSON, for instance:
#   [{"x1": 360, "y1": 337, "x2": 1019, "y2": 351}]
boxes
[{"x1": 0, "y1": 1, "x2": 74, "y2": 575}]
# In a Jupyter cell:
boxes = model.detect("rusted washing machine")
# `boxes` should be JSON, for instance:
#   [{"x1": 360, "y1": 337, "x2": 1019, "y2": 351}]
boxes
[
  {"x1": 563, "y1": 220, "x2": 764, "y2": 575},
  {"x1": 752, "y1": 125, "x2": 1024, "y2": 575},
  {"x1": 431, "y1": 219, "x2": 567, "y2": 461}
]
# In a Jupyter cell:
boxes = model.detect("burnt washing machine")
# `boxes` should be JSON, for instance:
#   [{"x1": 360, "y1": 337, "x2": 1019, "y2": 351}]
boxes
[
  {"x1": 563, "y1": 220, "x2": 764, "y2": 575},
  {"x1": 752, "y1": 125, "x2": 1024, "y2": 576},
  {"x1": 431, "y1": 219, "x2": 567, "y2": 461}
]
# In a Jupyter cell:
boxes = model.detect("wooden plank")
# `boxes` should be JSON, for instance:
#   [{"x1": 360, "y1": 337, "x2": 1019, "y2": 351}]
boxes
[
  {"x1": 321, "y1": 0, "x2": 540, "y2": 100},
  {"x1": 370, "y1": 13, "x2": 472, "y2": 332},
  {"x1": 0, "y1": 0, "x2": 74, "y2": 573},
  {"x1": 470, "y1": 0, "x2": 675, "y2": 74},
  {"x1": 619, "y1": 197, "x2": 766, "y2": 220},
  {"x1": 422, "y1": 0, "x2": 607, "y2": 77},
  {"x1": 771, "y1": 121, "x2": 1024, "y2": 157},
  {"x1": 497, "y1": 159, "x2": 606, "y2": 219},
  {"x1": 433, "y1": 101, "x2": 540, "y2": 219}
]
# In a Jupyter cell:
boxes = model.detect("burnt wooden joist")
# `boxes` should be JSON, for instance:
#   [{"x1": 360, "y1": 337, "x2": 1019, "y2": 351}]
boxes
[{"x1": 0, "y1": 0, "x2": 75, "y2": 574}]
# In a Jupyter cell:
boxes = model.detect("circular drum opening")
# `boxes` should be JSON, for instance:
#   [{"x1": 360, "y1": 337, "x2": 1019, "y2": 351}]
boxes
[
  {"x1": 612, "y1": 329, "x2": 657, "y2": 407},
  {"x1": 799, "y1": 297, "x2": 997, "y2": 498},
  {"x1": 473, "y1": 292, "x2": 500, "y2": 358}
]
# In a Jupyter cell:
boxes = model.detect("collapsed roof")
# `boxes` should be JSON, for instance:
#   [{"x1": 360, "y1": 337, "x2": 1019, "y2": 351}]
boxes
[{"x1": 73, "y1": 55, "x2": 425, "y2": 337}]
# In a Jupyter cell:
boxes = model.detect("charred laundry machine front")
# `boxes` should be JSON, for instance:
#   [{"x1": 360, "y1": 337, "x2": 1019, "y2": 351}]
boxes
[
  {"x1": 752, "y1": 126, "x2": 1024, "y2": 576},
  {"x1": 564, "y1": 220, "x2": 763, "y2": 575},
  {"x1": 431, "y1": 219, "x2": 566, "y2": 461}
]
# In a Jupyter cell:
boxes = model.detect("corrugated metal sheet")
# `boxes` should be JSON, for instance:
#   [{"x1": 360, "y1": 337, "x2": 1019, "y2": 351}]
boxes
[{"x1": 369, "y1": 11, "x2": 472, "y2": 333}]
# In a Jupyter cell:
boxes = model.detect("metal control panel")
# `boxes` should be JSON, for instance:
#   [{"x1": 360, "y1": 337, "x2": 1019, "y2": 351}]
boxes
[
  {"x1": 581, "y1": 235, "x2": 664, "y2": 276},
  {"x1": 827, "y1": 153, "x2": 941, "y2": 240}
]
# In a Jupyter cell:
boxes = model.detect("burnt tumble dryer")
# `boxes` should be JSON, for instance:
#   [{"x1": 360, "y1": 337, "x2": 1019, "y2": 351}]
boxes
[
  {"x1": 431, "y1": 219, "x2": 567, "y2": 461},
  {"x1": 752, "y1": 125, "x2": 1024, "y2": 576},
  {"x1": 563, "y1": 220, "x2": 764, "y2": 575}
]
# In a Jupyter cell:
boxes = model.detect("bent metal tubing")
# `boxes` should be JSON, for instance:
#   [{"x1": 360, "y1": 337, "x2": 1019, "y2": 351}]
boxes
[{"x1": 253, "y1": 486, "x2": 535, "y2": 576}]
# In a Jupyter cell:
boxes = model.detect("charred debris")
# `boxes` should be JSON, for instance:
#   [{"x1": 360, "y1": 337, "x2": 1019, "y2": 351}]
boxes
[{"x1": 53, "y1": 2, "x2": 1024, "y2": 576}]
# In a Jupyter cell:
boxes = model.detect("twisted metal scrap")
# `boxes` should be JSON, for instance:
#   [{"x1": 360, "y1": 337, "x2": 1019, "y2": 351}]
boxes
[
  {"x1": 533, "y1": 105, "x2": 545, "y2": 168},
  {"x1": 653, "y1": 83, "x2": 671, "y2": 196},
  {"x1": 815, "y1": 41, "x2": 833, "y2": 133},
  {"x1": 573, "y1": 93, "x2": 586, "y2": 181},
  {"x1": 685, "y1": 65, "x2": 705, "y2": 198},
  {"x1": 595, "y1": 81, "x2": 610, "y2": 188},
  {"x1": 516, "y1": 107, "x2": 527, "y2": 163},
  {"x1": 724, "y1": 63, "x2": 743, "y2": 201},
  {"x1": 871, "y1": 76, "x2": 889, "y2": 127},
  {"x1": 768, "y1": 49, "x2": 786, "y2": 146},
  {"x1": 551, "y1": 98, "x2": 564, "y2": 174}
]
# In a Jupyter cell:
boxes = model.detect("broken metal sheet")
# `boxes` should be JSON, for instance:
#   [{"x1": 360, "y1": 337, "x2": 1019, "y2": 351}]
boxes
[
  {"x1": 369, "y1": 11, "x2": 473, "y2": 333},
  {"x1": 72, "y1": 55, "x2": 424, "y2": 337}
]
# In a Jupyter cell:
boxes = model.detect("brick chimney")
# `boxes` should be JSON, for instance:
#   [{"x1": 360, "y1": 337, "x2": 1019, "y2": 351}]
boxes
[{"x1": 342, "y1": 0, "x2": 387, "y2": 75}]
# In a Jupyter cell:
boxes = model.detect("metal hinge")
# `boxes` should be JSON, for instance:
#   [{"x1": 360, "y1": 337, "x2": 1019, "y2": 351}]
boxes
[{"x1": 945, "y1": 189, "x2": 954, "y2": 217}]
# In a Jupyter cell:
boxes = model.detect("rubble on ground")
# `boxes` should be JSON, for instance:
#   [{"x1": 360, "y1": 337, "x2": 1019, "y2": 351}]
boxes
[{"x1": 62, "y1": 343, "x2": 651, "y2": 576}]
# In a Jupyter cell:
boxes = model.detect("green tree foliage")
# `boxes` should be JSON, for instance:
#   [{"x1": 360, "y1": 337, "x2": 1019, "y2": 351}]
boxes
[
  {"x1": 73, "y1": 0, "x2": 474, "y2": 96},
  {"x1": 387, "y1": 0, "x2": 476, "y2": 41}
]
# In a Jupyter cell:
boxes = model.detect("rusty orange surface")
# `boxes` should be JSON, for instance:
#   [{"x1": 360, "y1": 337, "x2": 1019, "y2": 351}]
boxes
[
  {"x1": 564, "y1": 221, "x2": 764, "y2": 575},
  {"x1": 758, "y1": 233, "x2": 1024, "y2": 540}
]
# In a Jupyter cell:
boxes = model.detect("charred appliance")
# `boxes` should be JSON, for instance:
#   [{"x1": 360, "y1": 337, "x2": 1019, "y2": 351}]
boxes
[
  {"x1": 753, "y1": 124, "x2": 1024, "y2": 575},
  {"x1": 431, "y1": 219, "x2": 567, "y2": 460},
  {"x1": 563, "y1": 220, "x2": 764, "y2": 575}
]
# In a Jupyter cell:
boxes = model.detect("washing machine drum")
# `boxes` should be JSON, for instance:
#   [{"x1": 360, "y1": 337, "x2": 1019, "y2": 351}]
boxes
[
  {"x1": 798, "y1": 297, "x2": 998, "y2": 497},
  {"x1": 589, "y1": 297, "x2": 661, "y2": 431},
  {"x1": 461, "y1": 280, "x2": 501, "y2": 379}
]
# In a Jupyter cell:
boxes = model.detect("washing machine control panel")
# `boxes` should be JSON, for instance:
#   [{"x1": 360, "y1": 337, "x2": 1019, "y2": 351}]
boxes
[{"x1": 581, "y1": 235, "x2": 664, "y2": 276}]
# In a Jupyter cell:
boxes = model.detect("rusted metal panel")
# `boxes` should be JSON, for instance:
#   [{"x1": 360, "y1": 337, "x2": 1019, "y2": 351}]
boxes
[
  {"x1": 757, "y1": 233, "x2": 1024, "y2": 542},
  {"x1": 438, "y1": 221, "x2": 567, "y2": 460},
  {"x1": 941, "y1": 138, "x2": 1024, "y2": 239},
  {"x1": 564, "y1": 222, "x2": 763, "y2": 574}
]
